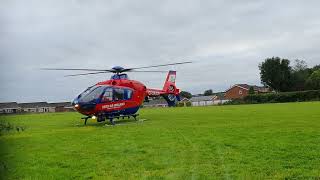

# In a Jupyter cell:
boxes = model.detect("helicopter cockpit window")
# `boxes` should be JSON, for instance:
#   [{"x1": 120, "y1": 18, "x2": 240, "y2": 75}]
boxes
[
  {"x1": 79, "y1": 86, "x2": 95, "y2": 98},
  {"x1": 101, "y1": 88, "x2": 113, "y2": 102},
  {"x1": 78, "y1": 86, "x2": 106, "y2": 103}
]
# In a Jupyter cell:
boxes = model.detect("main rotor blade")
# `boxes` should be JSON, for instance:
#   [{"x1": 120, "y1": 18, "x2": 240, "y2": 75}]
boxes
[
  {"x1": 130, "y1": 70, "x2": 167, "y2": 72},
  {"x1": 127, "y1": 61, "x2": 192, "y2": 70},
  {"x1": 64, "y1": 71, "x2": 110, "y2": 77},
  {"x1": 41, "y1": 68, "x2": 113, "y2": 72}
]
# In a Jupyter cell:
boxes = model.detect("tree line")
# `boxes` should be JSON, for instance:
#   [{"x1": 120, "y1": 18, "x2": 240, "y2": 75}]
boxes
[
  {"x1": 180, "y1": 57, "x2": 320, "y2": 99},
  {"x1": 260, "y1": 57, "x2": 320, "y2": 92}
]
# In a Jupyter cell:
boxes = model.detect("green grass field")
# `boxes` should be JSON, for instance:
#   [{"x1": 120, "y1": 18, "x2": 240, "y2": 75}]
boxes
[{"x1": 1, "y1": 102, "x2": 320, "y2": 179}]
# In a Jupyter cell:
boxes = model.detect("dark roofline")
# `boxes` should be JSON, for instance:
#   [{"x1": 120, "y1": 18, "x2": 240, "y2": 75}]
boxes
[
  {"x1": 0, "y1": 102, "x2": 19, "y2": 109},
  {"x1": 226, "y1": 84, "x2": 269, "y2": 92},
  {"x1": 48, "y1": 102, "x2": 72, "y2": 107},
  {"x1": 19, "y1": 102, "x2": 50, "y2": 108}
]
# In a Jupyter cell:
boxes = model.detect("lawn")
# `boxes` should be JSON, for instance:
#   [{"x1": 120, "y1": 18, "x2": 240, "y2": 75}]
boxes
[{"x1": 1, "y1": 102, "x2": 320, "y2": 179}]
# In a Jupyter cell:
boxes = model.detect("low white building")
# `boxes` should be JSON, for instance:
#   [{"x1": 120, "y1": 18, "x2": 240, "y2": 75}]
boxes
[
  {"x1": 190, "y1": 96, "x2": 214, "y2": 106},
  {"x1": 19, "y1": 102, "x2": 55, "y2": 113},
  {"x1": 0, "y1": 102, "x2": 21, "y2": 114},
  {"x1": 190, "y1": 95, "x2": 229, "y2": 106}
]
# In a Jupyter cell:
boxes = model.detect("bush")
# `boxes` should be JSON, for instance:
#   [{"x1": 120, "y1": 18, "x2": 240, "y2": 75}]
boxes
[
  {"x1": 223, "y1": 99, "x2": 246, "y2": 105},
  {"x1": 176, "y1": 102, "x2": 185, "y2": 107},
  {"x1": 0, "y1": 122, "x2": 25, "y2": 135},
  {"x1": 244, "y1": 90, "x2": 320, "y2": 104},
  {"x1": 186, "y1": 101, "x2": 192, "y2": 107}
]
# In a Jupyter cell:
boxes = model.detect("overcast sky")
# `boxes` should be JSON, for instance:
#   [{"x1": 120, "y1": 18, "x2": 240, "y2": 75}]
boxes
[{"x1": 1, "y1": 0, "x2": 320, "y2": 102}]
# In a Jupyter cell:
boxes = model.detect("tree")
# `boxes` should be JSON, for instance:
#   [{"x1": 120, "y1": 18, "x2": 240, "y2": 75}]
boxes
[
  {"x1": 204, "y1": 89, "x2": 213, "y2": 96},
  {"x1": 307, "y1": 70, "x2": 320, "y2": 89},
  {"x1": 179, "y1": 91, "x2": 192, "y2": 99},
  {"x1": 291, "y1": 68, "x2": 313, "y2": 91},
  {"x1": 290, "y1": 59, "x2": 311, "y2": 91},
  {"x1": 293, "y1": 59, "x2": 307, "y2": 71},
  {"x1": 248, "y1": 86, "x2": 255, "y2": 94},
  {"x1": 259, "y1": 57, "x2": 292, "y2": 92}
]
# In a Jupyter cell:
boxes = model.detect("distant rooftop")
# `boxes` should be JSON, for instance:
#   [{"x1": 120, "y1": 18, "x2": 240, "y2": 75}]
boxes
[
  {"x1": 227, "y1": 84, "x2": 269, "y2": 92},
  {"x1": 19, "y1": 102, "x2": 50, "y2": 108},
  {"x1": 49, "y1": 102, "x2": 72, "y2": 107},
  {"x1": 0, "y1": 102, "x2": 19, "y2": 109},
  {"x1": 190, "y1": 96, "x2": 213, "y2": 102}
]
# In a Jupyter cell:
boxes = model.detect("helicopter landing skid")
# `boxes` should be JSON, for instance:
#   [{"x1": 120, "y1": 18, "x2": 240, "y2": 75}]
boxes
[
  {"x1": 81, "y1": 114, "x2": 139, "y2": 125},
  {"x1": 81, "y1": 116, "x2": 91, "y2": 125},
  {"x1": 107, "y1": 114, "x2": 139, "y2": 125}
]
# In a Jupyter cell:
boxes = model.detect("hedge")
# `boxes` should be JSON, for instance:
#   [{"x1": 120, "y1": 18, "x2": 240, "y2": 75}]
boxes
[
  {"x1": 176, "y1": 101, "x2": 192, "y2": 107},
  {"x1": 243, "y1": 90, "x2": 320, "y2": 104}
]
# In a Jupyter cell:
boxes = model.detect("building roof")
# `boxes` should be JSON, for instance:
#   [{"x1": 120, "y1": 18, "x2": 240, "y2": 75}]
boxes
[
  {"x1": 19, "y1": 102, "x2": 50, "y2": 108},
  {"x1": 181, "y1": 98, "x2": 191, "y2": 102},
  {"x1": 226, "y1": 84, "x2": 269, "y2": 92},
  {"x1": 190, "y1": 96, "x2": 213, "y2": 102},
  {"x1": 236, "y1": 84, "x2": 251, "y2": 90},
  {"x1": 0, "y1": 102, "x2": 19, "y2": 109},
  {"x1": 213, "y1": 94, "x2": 227, "y2": 100},
  {"x1": 253, "y1": 86, "x2": 270, "y2": 92},
  {"x1": 49, "y1": 102, "x2": 72, "y2": 107}
]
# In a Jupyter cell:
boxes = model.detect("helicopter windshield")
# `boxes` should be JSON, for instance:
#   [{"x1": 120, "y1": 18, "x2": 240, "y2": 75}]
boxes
[{"x1": 78, "y1": 86, "x2": 106, "y2": 103}]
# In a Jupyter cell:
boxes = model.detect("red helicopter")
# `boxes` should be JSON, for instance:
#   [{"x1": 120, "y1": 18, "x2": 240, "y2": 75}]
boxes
[{"x1": 43, "y1": 62, "x2": 191, "y2": 125}]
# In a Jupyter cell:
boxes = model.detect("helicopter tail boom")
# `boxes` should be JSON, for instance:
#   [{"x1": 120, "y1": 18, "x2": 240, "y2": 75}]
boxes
[{"x1": 146, "y1": 71, "x2": 180, "y2": 106}]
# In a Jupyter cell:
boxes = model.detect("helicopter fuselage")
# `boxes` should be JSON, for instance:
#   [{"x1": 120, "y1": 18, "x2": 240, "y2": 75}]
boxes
[{"x1": 72, "y1": 71, "x2": 179, "y2": 123}]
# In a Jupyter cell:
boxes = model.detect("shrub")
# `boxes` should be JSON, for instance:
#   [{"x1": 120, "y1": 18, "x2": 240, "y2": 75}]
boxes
[
  {"x1": 244, "y1": 90, "x2": 320, "y2": 104},
  {"x1": 185, "y1": 101, "x2": 192, "y2": 107},
  {"x1": 223, "y1": 99, "x2": 246, "y2": 105},
  {"x1": 0, "y1": 122, "x2": 25, "y2": 135},
  {"x1": 176, "y1": 102, "x2": 185, "y2": 107}
]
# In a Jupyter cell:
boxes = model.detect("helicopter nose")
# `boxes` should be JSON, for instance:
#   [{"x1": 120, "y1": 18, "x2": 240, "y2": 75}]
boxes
[
  {"x1": 72, "y1": 98, "x2": 78, "y2": 106},
  {"x1": 75, "y1": 102, "x2": 96, "y2": 112}
]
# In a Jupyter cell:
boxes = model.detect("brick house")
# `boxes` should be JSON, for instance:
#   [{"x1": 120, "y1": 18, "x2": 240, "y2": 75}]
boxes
[{"x1": 225, "y1": 84, "x2": 269, "y2": 100}]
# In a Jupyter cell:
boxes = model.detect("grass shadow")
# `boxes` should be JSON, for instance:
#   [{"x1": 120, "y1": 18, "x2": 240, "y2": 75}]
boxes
[{"x1": 77, "y1": 118, "x2": 149, "y2": 127}]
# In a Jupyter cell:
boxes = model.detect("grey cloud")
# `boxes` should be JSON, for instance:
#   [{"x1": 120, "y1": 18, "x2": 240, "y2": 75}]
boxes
[{"x1": 1, "y1": 0, "x2": 320, "y2": 102}]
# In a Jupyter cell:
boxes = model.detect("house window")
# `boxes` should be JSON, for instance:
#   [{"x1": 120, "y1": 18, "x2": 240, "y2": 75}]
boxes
[{"x1": 239, "y1": 90, "x2": 243, "y2": 95}]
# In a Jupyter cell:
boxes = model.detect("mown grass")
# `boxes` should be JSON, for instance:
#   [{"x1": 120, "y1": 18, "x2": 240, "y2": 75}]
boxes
[{"x1": 1, "y1": 102, "x2": 320, "y2": 179}]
